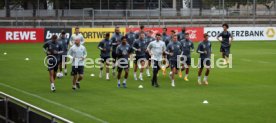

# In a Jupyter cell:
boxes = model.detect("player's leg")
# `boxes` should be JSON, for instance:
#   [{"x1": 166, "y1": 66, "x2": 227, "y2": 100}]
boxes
[
  {"x1": 64, "y1": 56, "x2": 68, "y2": 76},
  {"x1": 99, "y1": 57, "x2": 104, "y2": 78},
  {"x1": 225, "y1": 46, "x2": 231, "y2": 64},
  {"x1": 76, "y1": 66, "x2": 84, "y2": 89},
  {"x1": 49, "y1": 70, "x2": 56, "y2": 92},
  {"x1": 145, "y1": 54, "x2": 151, "y2": 77},
  {"x1": 122, "y1": 66, "x2": 129, "y2": 88},
  {"x1": 170, "y1": 62, "x2": 176, "y2": 87},
  {"x1": 71, "y1": 66, "x2": 78, "y2": 90},
  {"x1": 133, "y1": 56, "x2": 138, "y2": 80},
  {"x1": 117, "y1": 66, "x2": 122, "y2": 88},
  {"x1": 151, "y1": 60, "x2": 157, "y2": 86},
  {"x1": 112, "y1": 52, "x2": 117, "y2": 76},
  {"x1": 105, "y1": 59, "x2": 110, "y2": 80},
  {"x1": 184, "y1": 57, "x2": 191, "y2": 81},
  {"x1": 152, "y1": 60, "x2": 160, "y2": 87},
  {"x1": 138, "y1": 59, "x2": 145, "y2": 81},
  {"x1": 203, "y1": 60, "x2": 211, "y2": 85},
  {"x1": 220, "y1": 46, "x2": 227, "y2": 65},
  {"x1": 197, "y1": 59, "x2": 204, "y2": 85}
]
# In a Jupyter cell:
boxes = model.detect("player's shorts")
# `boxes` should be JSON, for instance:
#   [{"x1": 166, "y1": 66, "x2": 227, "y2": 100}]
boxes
[
  {"x1": 47, "y1": 56, "x2": 59, "y2": 72},
  {"x1": 112, "y1": 52, "x2": 117, "y2": 61},
  {"x1": 198, "y1": 58, "x2": 211, "y2": 69},
  {"x1": 169, "y1": 60, "x2": 179, "y2": 69},
  {"x1": 117, "y1": 62, "x2": 129, "y2": 73},
  {"x1": 134, "y1": 55, "x2": 146, "y2": 64},
  {"x1": 181, "y1": 56, "x2": 191, "y2": 66},
  {"x1": 100, "y1": 56, "x2": 111, "y2": 63},
  {"x1": 71, "y1": 66, "x2": 84, "y2": 76},
  {"x1": 146, "y1": 53, "x2": 151, "y2": 60},
  {"x1": 220, "y1": 46, "x2": 231, "y2": 56},
  {"x1": 60, "y1": 53, "x2": 67, "y2": 63}
]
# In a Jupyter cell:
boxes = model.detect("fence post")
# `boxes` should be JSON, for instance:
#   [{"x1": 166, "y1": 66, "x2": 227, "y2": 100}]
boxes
[
  {"x1": 222, "y1": 0, "x2": 225, "y2": 24},
  {"x1": 190, "y1": 0, "x2": 193, "y2": 25},
  {"x1": 253, "y1": 0, "x2": 256, "y2": 26}
]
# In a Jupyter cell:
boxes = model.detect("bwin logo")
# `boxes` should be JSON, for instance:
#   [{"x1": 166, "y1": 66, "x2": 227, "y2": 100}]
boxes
[{"x1": 46, "y1": 31, "x2": 70, "y2": 40}]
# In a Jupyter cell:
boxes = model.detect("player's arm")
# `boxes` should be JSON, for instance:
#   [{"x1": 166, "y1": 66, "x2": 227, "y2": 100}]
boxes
[
  {"x1": 162, "y1": 42, "x2": 166, "y2": 53},
  {"x1": 217, "y1": 33, "x2": 222, "y2": 42},
  {"x1": 146, "y1": 42, "x2": 152, "y2": 55},
  {"x1": 116, "y1": 46, "x2": 121, "y2": 56},
  {"x1": 98, "y1": 41, "x2": 105, "y2": 51},
  {"x1": 69, "y1": 35, "x2": 74, "y2": 46},
  {"x1": 197, "y1": 44, "x2": 205, "y2": 54},
  {"x1": 43, "y1": 42, "x2": 51, "y2": 55},
  {"x1": 67, "y1": 47, "x2": 73, "y2": 59},
  {"x1": 132, "y1": 41, "x2": 139, "y2": 51},
  {"x1": 229, "y1": 33, "x2": 233, "y2": 45},
  {"x1": 111, "y1": 36, "x2": 117, "y2": 46},
  {"x1": 58, "y1": 44, "x2": 64, "y2": 54},
  {"x1": 164, "y1": 45, "x2": 171, "y2": 56}
]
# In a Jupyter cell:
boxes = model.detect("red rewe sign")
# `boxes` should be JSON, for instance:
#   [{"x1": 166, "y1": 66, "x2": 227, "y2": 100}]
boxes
[
  {"x1": 127, "y1": 27, "x2": 204, "y2": 42},
  {"x1": 0, "y1": 28, "x2": 44, "y2": 43},
  {"x1": 185, "y1": 27, "x2": 204, "y2": 42}
]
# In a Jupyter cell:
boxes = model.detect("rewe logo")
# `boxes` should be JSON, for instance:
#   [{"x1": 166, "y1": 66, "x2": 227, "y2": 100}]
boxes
[
  {"x1": 6, "y1": 31, "x2": 36, "y2": 40},
  {"x1": 186, "y1": 30, "x2": 197, "y2": 39},
  {"x1": 46, "y1": 31, "x2": 70, "y2": 40}
]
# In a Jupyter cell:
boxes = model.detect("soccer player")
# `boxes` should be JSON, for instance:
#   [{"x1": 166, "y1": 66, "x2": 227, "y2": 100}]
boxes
[
  {"x1": 116, "y1": 36, "x2": 131, "y2": 88},
  {"x1": 165, "y1": 30, "x2": 176, "y2": 46},
  {"x1": 135, "y1": 25, "x2": 145, "y2": 39},
  {"x1": 70, "y1": 27, "x2": 85, "y2": 46},
  {"x1": 133, "y1": 33, "x2": 147, "y2": 81},
  {"x1": 147, "y1": 33, "x2": 166, "y2": 87},
  {"x1": 165, "y1": 35, "x2": 182, "y2": 87},
  {"x1": 162, "y1": 27, "x2": 169, "y2": 45},
  {"x1": 111, "y1": 27, "x2": 123, "y2": 76},
  {"x1": 68, "y1": 38, "x2": 87, "y2": 90},
  {"x1": 177, "y1": 27, "x2": 186, "y2": 41},
  {"x1": 197, "y1": 33, "x2": 212, "y2": 85},
  {"x1": 217, "y1": 23, "x2": 233, "y2": 65},
  {"x1": 98, "y1": 33, "x2": 112, "y2": 80},
  {"x1": 145, "y1": 30, "x2": 155, "y2": 77},
  {"x1": 57, "y1": 31, "x2": 69, "y2": 77},
  {"x1": 125, "y1": 25, "x2": 136, "y2": 49},
  {"x1": 43, "y1": 35, "x2": 63, "y2": 92},
  {"x1": 179, "y1": 33, "x2": 194, "y2": 81},
  {"x1": 125, "y1": 25, "x2": 137, "y2": 65}
]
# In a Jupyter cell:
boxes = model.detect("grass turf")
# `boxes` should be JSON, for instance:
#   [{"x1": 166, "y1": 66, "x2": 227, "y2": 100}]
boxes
[{"x1": 0, "y1": 41, "x2": 276, "y2": 123}]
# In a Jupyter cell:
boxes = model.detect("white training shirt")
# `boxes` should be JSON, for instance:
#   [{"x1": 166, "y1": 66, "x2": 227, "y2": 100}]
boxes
[
  {"x1": 147, "y1": 40, "x2": 166, "y2": 61},
  {"x1": 67, "y1": 45, "x2": 87, "y2": 66},
  {"x1": 70, "y1": 33, "x2": 85, "y2": 46}
]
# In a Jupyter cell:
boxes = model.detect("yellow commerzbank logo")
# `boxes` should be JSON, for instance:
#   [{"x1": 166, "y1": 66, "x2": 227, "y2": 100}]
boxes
[{"x1": 266, "y1": 28, "x2": 275, "y2": 38}]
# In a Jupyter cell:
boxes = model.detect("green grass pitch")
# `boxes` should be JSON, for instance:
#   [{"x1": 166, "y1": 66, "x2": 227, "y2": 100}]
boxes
[{"x1": 0, "y1": 41, "x2": 276, "y2": 123}]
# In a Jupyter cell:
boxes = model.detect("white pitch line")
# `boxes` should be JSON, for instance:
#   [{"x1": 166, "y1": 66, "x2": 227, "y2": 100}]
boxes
[{"x1": 0, "y1": 83, "x2": 108, "y2": 123}]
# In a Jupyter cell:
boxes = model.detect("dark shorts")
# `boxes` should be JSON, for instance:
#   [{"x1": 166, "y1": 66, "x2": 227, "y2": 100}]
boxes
[
  {"x1": 220, "y1": 46, "x2": 231, "y2": 56},
  {"x1": 71, "y1": 66, "x2": 84, "y2": 76},
  {"x1": 134, "y1": 55, "x2": 146, "y2": 64},
  {"x1": 100, "y1": 56, "x2": 111, "y2": 63},
  {"x1": 112, "y1": 52, "x2": 117, "y2": 61},
  {"x1": 181, "y1": 56, "x2": 191, "y2": 66},
  {"x1": 60, "y1": 54, "x2": 67, "y2": 63},
  {"x1": 145, "y1": 53, "x2": 151, "y2": 60},
  {"x1": 198, "y1": 58, "x2": 211, "y2": 68},
  {"x1": 117, "y1": 63, "x2": 129, "y2": 73},
  {"x1": 170, "y1": 60, "x2": 179, "y2": 69},
  {"x1": 47, "y1": 56, "x2": 59, "y2": 72}
]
